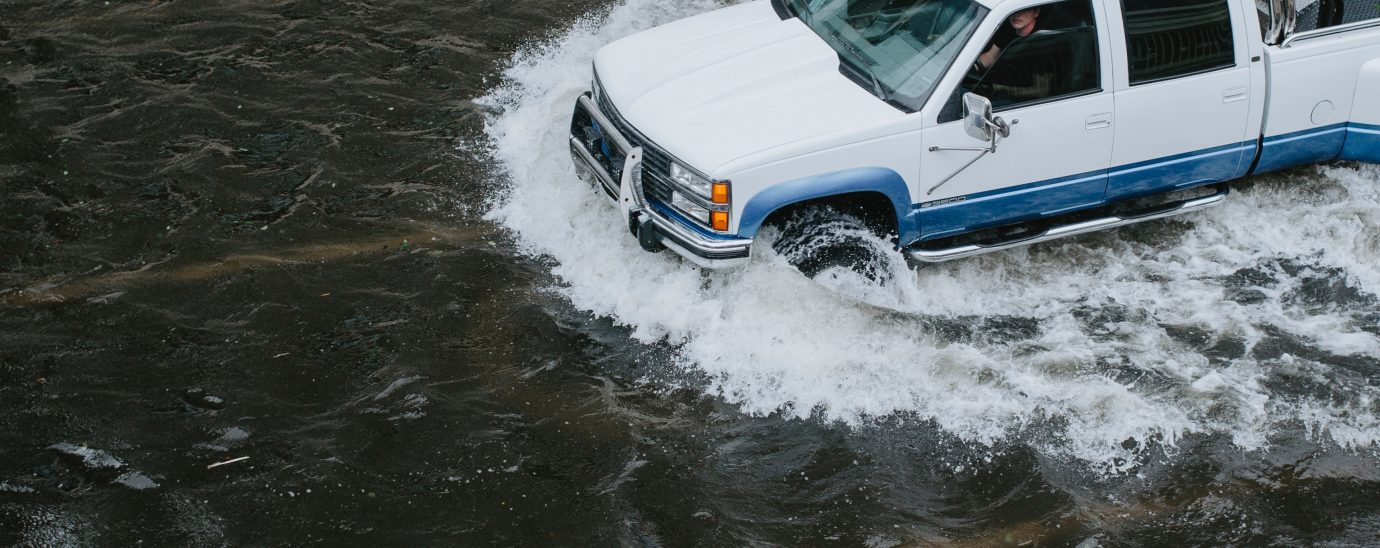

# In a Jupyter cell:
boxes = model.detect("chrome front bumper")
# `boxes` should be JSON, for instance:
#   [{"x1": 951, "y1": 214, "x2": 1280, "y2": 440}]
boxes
[{"x1": 568, "y1": 93, "x2": 751, "y2": 269}]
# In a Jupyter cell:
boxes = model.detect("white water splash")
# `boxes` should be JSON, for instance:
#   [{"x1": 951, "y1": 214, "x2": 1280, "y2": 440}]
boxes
[{"x1": 480, "y1": 0, "x2": 1380, "y2": 469}]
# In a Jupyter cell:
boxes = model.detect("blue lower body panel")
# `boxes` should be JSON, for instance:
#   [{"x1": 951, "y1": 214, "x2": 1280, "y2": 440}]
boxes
[
  {"x1": 917, "y1": 170, "x2": 1107, "y2": 240},
  {"x1": 916, "y1": 143, "x2": 1250, "y2": 241},
  {"x1": 1342, "y1": 123, "x2": 1380, "y2": 163},
  {"x1": 1253, "y1": 123, "x2": 1348, "y2": 174},
  {"x1": 1105, "y1": 142, "x2": 1253, "y2": 202}
]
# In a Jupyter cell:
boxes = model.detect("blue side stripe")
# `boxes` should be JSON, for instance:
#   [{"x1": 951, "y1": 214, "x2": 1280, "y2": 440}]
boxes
[
  {"x1": 1104, "y1": 141, "x2": 1253, "y2": 202},
  {"x1": 1254, "y1": 122, "x2": 1350, "y2": 174},
  {"x1": 914, "y1": 168, "x2": 1107, "y2": 239},
  {"x1": 1342, "y1": 121, "x2": 1380, "y2": 163},
  {"x1": 909, "y1": 121, "x2": 1380, "y2": 240},
  {"x1": 1109, "y1": 141, "x2": 1253, "y2": 177},
  {"x1": 918, "y1": 168, "x2": 1107, "y2": 206},
  {"x1": 1263, "y1": 122, "x2": 1350, "y2": 143},
  {"x1": 938, "y1": 123, "x2": 1346, "y2": 204},
  {"x1": 918, "y1": 141, "x2": 1253, "y2": 215}
]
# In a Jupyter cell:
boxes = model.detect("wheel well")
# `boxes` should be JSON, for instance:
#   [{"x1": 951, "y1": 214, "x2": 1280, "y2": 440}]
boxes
[{"x1": 761, "y1": 192, "x2": 899, "y2": 238}]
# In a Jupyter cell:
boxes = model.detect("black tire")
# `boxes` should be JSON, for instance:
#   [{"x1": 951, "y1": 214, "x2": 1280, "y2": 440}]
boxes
[{"x1": 767, "y1": 205, "x2": 894, "y2": 281}]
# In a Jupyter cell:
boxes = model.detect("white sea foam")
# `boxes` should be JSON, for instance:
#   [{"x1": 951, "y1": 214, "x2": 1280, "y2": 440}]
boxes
[{"x1": 480, "y1": 0, "x2": 1380, "y2": 469}]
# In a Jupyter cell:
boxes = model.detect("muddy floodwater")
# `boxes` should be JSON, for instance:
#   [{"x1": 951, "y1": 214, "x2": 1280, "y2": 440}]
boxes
[{"x1": 3, "y1": 0, "x2": 1380, "y2": 545}]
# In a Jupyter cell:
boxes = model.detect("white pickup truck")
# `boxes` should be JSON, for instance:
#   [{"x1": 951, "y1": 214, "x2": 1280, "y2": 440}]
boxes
[{"x1": 568, "y1": 0, "x2": 1380, "y2": 271}]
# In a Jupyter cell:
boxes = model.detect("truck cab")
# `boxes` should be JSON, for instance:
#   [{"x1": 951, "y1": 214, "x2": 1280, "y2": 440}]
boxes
[{"x1": 568, "y1": 0, "x2": 1380, "y2": 270}]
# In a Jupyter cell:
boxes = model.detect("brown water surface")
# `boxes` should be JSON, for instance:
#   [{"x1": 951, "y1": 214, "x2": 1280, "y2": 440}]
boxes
[{"x1": 3, "y1": 1, "x2": 1379, "y2": 546}]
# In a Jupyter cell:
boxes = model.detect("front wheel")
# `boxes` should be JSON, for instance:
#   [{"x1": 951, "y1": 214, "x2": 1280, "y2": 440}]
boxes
[{"x1": 767, "y1": 206, "x2": 895, "y2": 281}]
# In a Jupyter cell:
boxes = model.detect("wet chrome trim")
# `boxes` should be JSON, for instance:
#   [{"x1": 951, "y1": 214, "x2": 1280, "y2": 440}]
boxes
[
  {"x1": 569, "y1": 137, "x2": 618, "y2": 200},
  {"x1": 1265, "y1": 0, "x2": 1286, "y2": 45},
  {"x1": 906, "y1": 188, "x2": 1228, "y2": 263},
  {"x1": 662, "y1": 177, "x2": 730, "y2": 212},
  {"x1": 622, "y1": 146, "x2": 649, "y2": 218},
  {"x1": 1283, "y1": 0, "x2": 1297, "y2": 43},
  {"x1": 1281, "y1": 18, "x2": 1380, "y2": 48},
  {"x1": 645, "y1": 207, "x2": 753, "y2": 261},
  {"x1": 575, "y1": 94, "x2": 631, "y2": 155}
]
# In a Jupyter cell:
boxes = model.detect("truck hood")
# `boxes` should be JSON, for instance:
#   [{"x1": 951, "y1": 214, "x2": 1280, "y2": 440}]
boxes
[{"x1": 593, "y1": 1, "x2": 904, "y2": 177}]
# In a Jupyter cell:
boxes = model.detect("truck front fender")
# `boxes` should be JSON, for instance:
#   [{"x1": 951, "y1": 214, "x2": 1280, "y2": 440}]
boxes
[{"x1": 736, "y1": 167, "x2": 913, "y2": 239}]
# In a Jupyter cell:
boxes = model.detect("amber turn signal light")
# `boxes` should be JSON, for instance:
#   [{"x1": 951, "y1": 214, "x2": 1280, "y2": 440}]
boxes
[
  {"x1": 711, "y1": 181, "x2": 730, "y2": 204},
  {"x1": 711, "y1": 210, "x2": 729, "y2": 232}
]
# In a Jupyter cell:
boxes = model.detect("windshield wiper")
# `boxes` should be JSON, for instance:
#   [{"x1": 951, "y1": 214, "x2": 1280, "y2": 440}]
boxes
[{"x1": 828, "y1": 28, "x2": 888, "y2": 102}]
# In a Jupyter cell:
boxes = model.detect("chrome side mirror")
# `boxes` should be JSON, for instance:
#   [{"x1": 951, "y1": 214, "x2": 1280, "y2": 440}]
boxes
[
  {"x1": 963, "y1": 92, "x2": 994, "y2": 141},
  {"x1": 925, "y1": 93, "x2": 1015, "y2": 196},
  {"x1": 963, "y1": 92, "x2": 1010, "y2": 144}
]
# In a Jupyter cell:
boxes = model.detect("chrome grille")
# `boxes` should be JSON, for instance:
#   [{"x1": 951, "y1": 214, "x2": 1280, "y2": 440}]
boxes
[{"x1": 592, "y1": 79, "x2": 677, "y2": 205}]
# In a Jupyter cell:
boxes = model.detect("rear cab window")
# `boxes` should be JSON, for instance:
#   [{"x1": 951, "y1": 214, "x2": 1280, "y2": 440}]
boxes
[{"x1": 1120, "y1": 0, "x2": 1237, "y2": 85}]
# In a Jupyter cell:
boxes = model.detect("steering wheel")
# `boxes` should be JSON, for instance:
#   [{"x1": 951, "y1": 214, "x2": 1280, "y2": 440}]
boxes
[{"x1": 962, "y1": 60, "x2": 987, "y2": 89}]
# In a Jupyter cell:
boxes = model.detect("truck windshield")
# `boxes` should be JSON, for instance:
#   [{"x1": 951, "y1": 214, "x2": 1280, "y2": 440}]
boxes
[{"x1": 785, "y1": 0, "x2": 987, "y2": 112}]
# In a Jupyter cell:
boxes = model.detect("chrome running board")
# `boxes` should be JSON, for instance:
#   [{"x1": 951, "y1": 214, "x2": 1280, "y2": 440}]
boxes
[{"x1": 906, "y1": 187, "x2": 1229, "y2": 263}]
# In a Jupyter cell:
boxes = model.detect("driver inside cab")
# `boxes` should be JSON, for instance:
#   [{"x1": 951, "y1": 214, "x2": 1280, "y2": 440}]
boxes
[
  {"x1": 971, "y1": 7, "x2": 1056, "y2": 101},
  {"x1": 977, "y1": 7, "x2": 1041, "y2": 71}
]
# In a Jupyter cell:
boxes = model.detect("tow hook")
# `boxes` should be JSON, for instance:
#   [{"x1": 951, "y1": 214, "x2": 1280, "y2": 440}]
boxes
[{"x1": 632, "y1": 213, "x2": 665, "y2": 252}]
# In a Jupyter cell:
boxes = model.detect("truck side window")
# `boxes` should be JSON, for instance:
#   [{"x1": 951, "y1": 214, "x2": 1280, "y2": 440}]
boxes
[
  {"x1": 1120, "y1": 0, "x2": 1235, "y2": 85},
  {"x1": 971, "y1": 26, "x2": 1099, "y2": 109},
  {"x1": 937, "y1": 0, "x2": 1100, "y2": 122}
]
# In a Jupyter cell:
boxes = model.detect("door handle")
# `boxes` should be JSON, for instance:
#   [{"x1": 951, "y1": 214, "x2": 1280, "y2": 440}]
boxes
[
  {"x1": 1223, "y1": 86, "x2": 1248, "y2": 103},
  {"x1": 1085, "y1": 113, "x2": 1112, "y2": 130}
]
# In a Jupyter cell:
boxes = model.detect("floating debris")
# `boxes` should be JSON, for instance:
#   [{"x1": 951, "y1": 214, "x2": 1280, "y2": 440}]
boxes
[{"x1": 207, "y1": 456, "x2": 250, "y2": 470}]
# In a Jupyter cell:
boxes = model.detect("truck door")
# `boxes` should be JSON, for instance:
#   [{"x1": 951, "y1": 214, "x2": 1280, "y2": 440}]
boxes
[
  {"x1": 1103, "y1": 0, "x2": 1257, "y2": 202},
  {"x1": 916, "y1": 0, "x2": 1116, "y2": 241}
]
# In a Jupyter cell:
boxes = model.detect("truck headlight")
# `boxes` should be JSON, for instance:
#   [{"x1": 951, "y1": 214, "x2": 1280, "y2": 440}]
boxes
[
  {"x1": 668, "y1": 162, "x2": 731, "y2": 232},
  {"x1": 669, "y1": 162, "x2": 712, "y2": 198},
  {"x1": 671, "y1": 191, "x2": 710, "y2": 225}
]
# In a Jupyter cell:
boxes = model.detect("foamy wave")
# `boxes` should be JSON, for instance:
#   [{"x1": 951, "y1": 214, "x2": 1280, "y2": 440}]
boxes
[{"x1": 479, "y1": 0, "x2": 1380, "y2": 470}]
